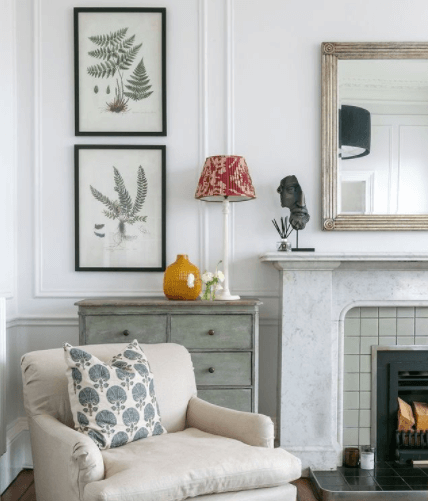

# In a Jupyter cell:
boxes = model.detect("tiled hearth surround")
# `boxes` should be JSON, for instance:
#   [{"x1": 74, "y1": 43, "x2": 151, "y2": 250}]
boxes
[
  {"x1": 343, "y1": 306, "x2": 428, "y2": 448},
  {"x1": 260, "y1": 252, "x2": 428, "y2": 474}
]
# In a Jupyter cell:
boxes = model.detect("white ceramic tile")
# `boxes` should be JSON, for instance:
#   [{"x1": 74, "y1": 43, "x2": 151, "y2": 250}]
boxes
[
  {"x1": 397, "y1": 318, "x2": 414, "y2": 337},
  {"x1": 359, "y1": 428, "x2": 371, "y2": 446},
  {"x1": 360, "y1": 355, "x2": 371, "y2": 373},
  {"x1": 415, "y1": 337, "x2": 428, "y2": 345},
  {"x1": 345, "y1": 318, "x2": 360, "y2": 337},
  {"x1": 360, "y1": 392, "x2": 371, "y2": 409},
  {"x1": 344, "y1": 392, "x2": 360, "y2": 410},
  {"x1": 379, "y1": 336, "x2": 397, "y2": 346},
  {"x1": 345, "y1": 337, "x2": 360, "y2": 355},
  {"x1": 347, "y1": 308, "x2": 360, "y2": 318},
  {"x1": 378, "y1": 307, "x2": 396, "y2": 318},
  {"x1": 416, "y1": 307, "x2": 428, "y2": 318},
  {"x1": 361, "y1": 318, "x2": 378, "y2": 337},
  {"x1": 397, "y1": 307, "x2": 415, "y2": 318},
  {"x1": 359, "y1": 409, "x2": 371, "y2": 428},
  {"x1": 360, "y1": 373, "x2": 371, "y2": 391},
  {"x1": 361, "y1": 307, "x2": 378, "y2": 318},
  {"x1": 379, "y1": 318, "x2": 396, "y2": 338},
  {"x1": 344, "y1": 410, "x2": 359, "y2": 428},
  {"x1": 398, "y1": 337, "x2": 415, "y2": 346},
  {"x1": 344, "y1": 355, "x2": 359, "y2": 373},
  {"x1": 416, "y1": 318, "x2": 428, "y2": 336},
  {"x1": 343, "y1": 428, "x2": 359, "y2": 446},
  {"x1": 360, "y1": 337, "x2": 378, "y2": 355},
  {"x1": 344, "y1": 373, "x2": 359, "y2": 391}
]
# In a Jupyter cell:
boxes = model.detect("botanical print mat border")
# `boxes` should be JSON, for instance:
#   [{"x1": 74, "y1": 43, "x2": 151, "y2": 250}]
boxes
[
  {"x1": 74, "y1": 8, "x2": 166, "y2": 136},
  {"x1": 75, "y1": 145, "x2": 166, "y2": 271}
]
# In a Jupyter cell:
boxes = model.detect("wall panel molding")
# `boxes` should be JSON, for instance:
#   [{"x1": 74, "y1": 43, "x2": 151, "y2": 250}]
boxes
[
  {"x1": 33, "y1": 0, "x2": 203, "y2": 298},
  {"x1": 33, "y1": 0, "x2": 43, "y2": 298},
  {"x1": 0, "y1": 0, "x2": 17, "y2": 301},
  {"x1": 7, "y1": 316, "x2": 79, "y2": 328},
  {"x1": 226, "y1": 0, "x2": 236, "y2": 283},
  {"x1": 6, "y1": 307, "x2": 279, "y2": 329},
  {"x1": 198, "y1": 0, "x2": 209, "y2": 272},
  {"x1": 0, "y1": 417, "x2": 31, "y2": 493}
]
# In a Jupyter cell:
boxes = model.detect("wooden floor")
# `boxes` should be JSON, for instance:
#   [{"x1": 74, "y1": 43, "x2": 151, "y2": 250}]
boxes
[
  {"x1": 1, "y1": 470, "x2": 319, "y2": 501},
  {"x1": 1, "y1": 471, "x2": 35, "y2": 501}
]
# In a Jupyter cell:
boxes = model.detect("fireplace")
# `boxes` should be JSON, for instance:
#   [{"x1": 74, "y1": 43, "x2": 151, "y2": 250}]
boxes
[
  {"x1": 374, "y1": 346, "x2": 428, "y2": 462},
  {"x1": 260, "y1": 251, "x2": 428, "y2": 471}
]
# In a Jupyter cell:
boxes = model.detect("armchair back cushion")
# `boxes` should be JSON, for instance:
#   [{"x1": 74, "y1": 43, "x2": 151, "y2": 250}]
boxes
[{"x1": 21, "y1": 343, "x2": 197, "y2": 433}]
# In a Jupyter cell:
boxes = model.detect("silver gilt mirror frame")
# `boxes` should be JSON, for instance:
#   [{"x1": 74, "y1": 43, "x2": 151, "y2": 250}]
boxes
[{"x1": 322, "y1": 42, "x2": 428, "y2": 231}]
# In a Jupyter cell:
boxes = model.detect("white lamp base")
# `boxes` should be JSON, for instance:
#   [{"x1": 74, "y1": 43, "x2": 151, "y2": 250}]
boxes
[
  {"x1": 214, "y1": 199, "x2": 240, "y2": 301},
  {"x1": 214, "y1": 290, "x2": 240, "y2": 301}
]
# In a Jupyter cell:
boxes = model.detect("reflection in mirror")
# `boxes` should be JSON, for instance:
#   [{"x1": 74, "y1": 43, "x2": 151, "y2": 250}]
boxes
[{"x1": 338, "y1": 59, "x2": 428, "y2": 215}]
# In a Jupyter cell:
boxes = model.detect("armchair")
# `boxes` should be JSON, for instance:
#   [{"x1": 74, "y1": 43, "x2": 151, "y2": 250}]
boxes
[{"x1": 21, "y1": 343, "x2": 301, "y2": 501}]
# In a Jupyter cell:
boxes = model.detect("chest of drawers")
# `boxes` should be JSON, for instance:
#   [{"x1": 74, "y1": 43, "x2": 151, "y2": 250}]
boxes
[{"x1": 75, "y1": 298, "x2": 261, "y2": 413}]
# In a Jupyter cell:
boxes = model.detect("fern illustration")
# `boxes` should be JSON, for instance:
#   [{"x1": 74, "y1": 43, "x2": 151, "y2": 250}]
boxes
[
  {"x1": 87, "y1": 27, "x2": 152, "y2": 113},
  {"x1": 124, "y1": 57, "x2": 153, "y2": 101},
  {"x1": 90, "y1": 166, "x2": 148, "y2": 246},
  {"x1": 88, "y1": 28, "x2": 128, "y2": 47}
]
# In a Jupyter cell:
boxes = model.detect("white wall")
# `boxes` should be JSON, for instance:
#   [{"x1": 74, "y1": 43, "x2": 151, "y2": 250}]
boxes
[{"x1": 4, "y1": 0, "x2": 428, "y2": 484}]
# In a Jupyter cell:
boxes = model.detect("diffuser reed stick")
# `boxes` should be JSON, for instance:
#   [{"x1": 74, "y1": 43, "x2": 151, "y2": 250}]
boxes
[{"x1": 272, "y1": 216, "x2": 293, "y2": 239}]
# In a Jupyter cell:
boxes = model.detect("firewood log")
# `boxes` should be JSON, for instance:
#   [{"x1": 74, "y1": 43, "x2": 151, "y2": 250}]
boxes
[
  {"x1": 398, "y1": 397, "x2": 415, "y2": 430},
  {"x1": 412, "y1": 401, "x2": 428, "y2": 431}
]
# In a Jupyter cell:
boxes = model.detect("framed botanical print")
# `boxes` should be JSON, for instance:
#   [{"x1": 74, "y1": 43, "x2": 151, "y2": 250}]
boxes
[
  {"x1": 75, "y1": 145, "x2": 166, "y2": 271},
  {"x1": 74, "y1": 8, "x2": 166, "y2": 136}
]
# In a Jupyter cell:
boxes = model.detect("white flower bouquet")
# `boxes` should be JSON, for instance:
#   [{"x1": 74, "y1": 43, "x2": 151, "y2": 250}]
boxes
[{"x1": 201, "y1": 261, "x2": 225, "y2": 300}]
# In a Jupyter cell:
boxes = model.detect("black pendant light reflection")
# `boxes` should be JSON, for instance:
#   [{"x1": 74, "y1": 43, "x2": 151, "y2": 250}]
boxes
[{"x1": 339, "y1": 105, "x2": 371, "y2": 160}]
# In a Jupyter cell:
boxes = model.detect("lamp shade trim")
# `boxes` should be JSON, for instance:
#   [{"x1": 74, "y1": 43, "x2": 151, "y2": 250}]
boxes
[{"x1": 195, "y1": 155, "x2": 256, "y2": 201}]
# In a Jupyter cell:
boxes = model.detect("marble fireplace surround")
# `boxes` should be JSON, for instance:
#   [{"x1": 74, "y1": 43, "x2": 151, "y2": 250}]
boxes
[{"x1": 260, "y1": 252, "x2": 428, "y2": 474}]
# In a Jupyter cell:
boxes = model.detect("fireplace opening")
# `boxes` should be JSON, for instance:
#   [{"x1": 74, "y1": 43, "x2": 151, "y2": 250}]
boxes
[{"x1": 375, "y1": 348, "x2": 428, "y2": 462}]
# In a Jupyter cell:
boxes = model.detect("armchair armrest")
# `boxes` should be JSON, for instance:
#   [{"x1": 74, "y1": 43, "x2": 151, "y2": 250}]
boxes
[
  {"x1": 30, "y1": 414, "x2": 104, "y2": 501},
  {"x1": 187, "y1": 397, "x2": 274, "y2": 448}
]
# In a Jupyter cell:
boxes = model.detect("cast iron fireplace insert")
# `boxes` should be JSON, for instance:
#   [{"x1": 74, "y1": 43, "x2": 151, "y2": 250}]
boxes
[{"x1": 374, "y1": 347, "x2": 428, "y2": 463}]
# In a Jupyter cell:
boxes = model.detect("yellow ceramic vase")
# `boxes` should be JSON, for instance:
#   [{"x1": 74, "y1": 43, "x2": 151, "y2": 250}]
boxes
[{"x1": 163, "y1": 254, "x2": 202, "y2": 300}]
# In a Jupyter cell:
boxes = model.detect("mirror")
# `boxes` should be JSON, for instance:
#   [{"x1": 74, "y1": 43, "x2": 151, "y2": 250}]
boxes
[{"x1": 322, "y1": 42, "x2": 428, "y2": 230}]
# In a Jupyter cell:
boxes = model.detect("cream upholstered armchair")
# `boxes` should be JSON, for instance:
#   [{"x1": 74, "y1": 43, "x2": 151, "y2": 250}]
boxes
[{"x1": 21, "y1": 343, "x2": 301, "y2": 501}]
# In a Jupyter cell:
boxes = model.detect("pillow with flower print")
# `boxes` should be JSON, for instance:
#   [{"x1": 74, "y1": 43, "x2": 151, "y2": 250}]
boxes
[{"x1": 64, "y1": 340, "x2": 166, "y2": 449}]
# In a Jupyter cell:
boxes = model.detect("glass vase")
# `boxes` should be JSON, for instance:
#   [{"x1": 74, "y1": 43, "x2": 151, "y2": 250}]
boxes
[
  {"x1": 201, "y1": 284, "x2": 215, "y2": 301},
  {"x1": 277, "y1": 239, "x2": 292, "y2": 252}
]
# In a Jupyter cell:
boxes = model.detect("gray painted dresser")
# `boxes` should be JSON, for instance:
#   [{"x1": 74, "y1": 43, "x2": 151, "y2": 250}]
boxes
[{"x1": 75, "y1": 298, "x2": 261, "y2": 413}]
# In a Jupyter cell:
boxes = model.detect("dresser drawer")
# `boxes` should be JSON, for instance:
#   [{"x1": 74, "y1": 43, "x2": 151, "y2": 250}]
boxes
[
  {"x1": 198, "y1": 389, "x2": 252, "y2": 412},
  {"x1": 84, "y1": 315, "x2": 167, "y2": 344},
  {"x1": 191, "y1": 352, "x2": 251, "y2": 386},
  {"x1": 171, "y1": 314, "x2": 252, "y2": 349}
]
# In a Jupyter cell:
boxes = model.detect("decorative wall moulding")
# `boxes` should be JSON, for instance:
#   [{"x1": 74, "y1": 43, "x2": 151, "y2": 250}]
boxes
[{"x1": 74, "y1": 8, "x2": 167, "y2": 136}]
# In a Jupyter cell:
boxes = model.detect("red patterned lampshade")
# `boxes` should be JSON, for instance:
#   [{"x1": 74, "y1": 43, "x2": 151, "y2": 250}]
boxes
[{"x1": 195, "y1": 155, "x2": 256, "y2": 202}]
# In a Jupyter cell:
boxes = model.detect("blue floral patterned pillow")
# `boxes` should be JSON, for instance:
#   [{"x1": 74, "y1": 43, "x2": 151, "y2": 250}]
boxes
[{"x1": 64, "y1": 340, "x2": 166, "y2": 449}]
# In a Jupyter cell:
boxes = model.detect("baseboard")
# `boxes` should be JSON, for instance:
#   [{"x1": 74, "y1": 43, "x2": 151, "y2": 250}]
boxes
[{"x1": 0, "y1": 417, "x2": 31, "y2": 493}]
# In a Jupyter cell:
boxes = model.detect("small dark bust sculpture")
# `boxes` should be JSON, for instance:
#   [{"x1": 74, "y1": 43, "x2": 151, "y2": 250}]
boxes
[{"x1": 277, "y1": 175, "x2": 310, "y2": 230}]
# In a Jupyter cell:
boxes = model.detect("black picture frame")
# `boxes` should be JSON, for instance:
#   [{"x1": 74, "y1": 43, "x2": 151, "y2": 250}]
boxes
[
  {"x1": 75, "y1": 145, "x2": 166, "y2": 271},
  {"x1": 74, "y1": 8, "x2": 167, "y2": 136}
]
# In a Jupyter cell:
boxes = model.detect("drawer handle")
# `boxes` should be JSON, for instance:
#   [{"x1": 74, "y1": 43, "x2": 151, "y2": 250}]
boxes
[
  {"x1": 208, "y1": 329, "x2": 215, "y2": 336},
  {"x1": 123, "y1": 330, "x2": 130, "y2": 337},
  {"x1": 208, "y1": 367, "x2": 215, "y2": 374}
]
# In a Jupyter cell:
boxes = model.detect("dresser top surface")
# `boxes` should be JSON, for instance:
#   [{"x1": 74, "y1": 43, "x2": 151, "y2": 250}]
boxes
[{"x1": 75, "y1": 297, "x2": 262, "y2": 308}]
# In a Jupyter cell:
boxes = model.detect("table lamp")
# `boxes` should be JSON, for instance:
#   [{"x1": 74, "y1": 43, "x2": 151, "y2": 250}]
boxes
[{"x1": 195, "y1": 155, "x2": 256, "y2": 300}]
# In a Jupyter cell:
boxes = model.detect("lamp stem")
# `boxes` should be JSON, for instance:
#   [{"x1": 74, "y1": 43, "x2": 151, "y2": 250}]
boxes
[{"x1": 215, "y1": 199, "x2": 240, "y2": 300}]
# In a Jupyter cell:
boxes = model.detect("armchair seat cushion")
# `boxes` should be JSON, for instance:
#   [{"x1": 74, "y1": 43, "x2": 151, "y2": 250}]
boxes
[{"x1": 83, "y1": 428, "x2": 301, "y2": 501}]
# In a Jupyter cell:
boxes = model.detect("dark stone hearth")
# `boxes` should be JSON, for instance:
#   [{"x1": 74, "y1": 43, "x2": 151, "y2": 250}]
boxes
[{"x1": 310, "y1": 463, "x2": 428, "y2": 500}]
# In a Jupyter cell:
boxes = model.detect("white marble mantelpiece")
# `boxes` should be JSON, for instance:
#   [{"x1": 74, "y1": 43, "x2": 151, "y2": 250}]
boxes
[{"x1": 260, "y1": 252, "x2": 428, "y2": 473}]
